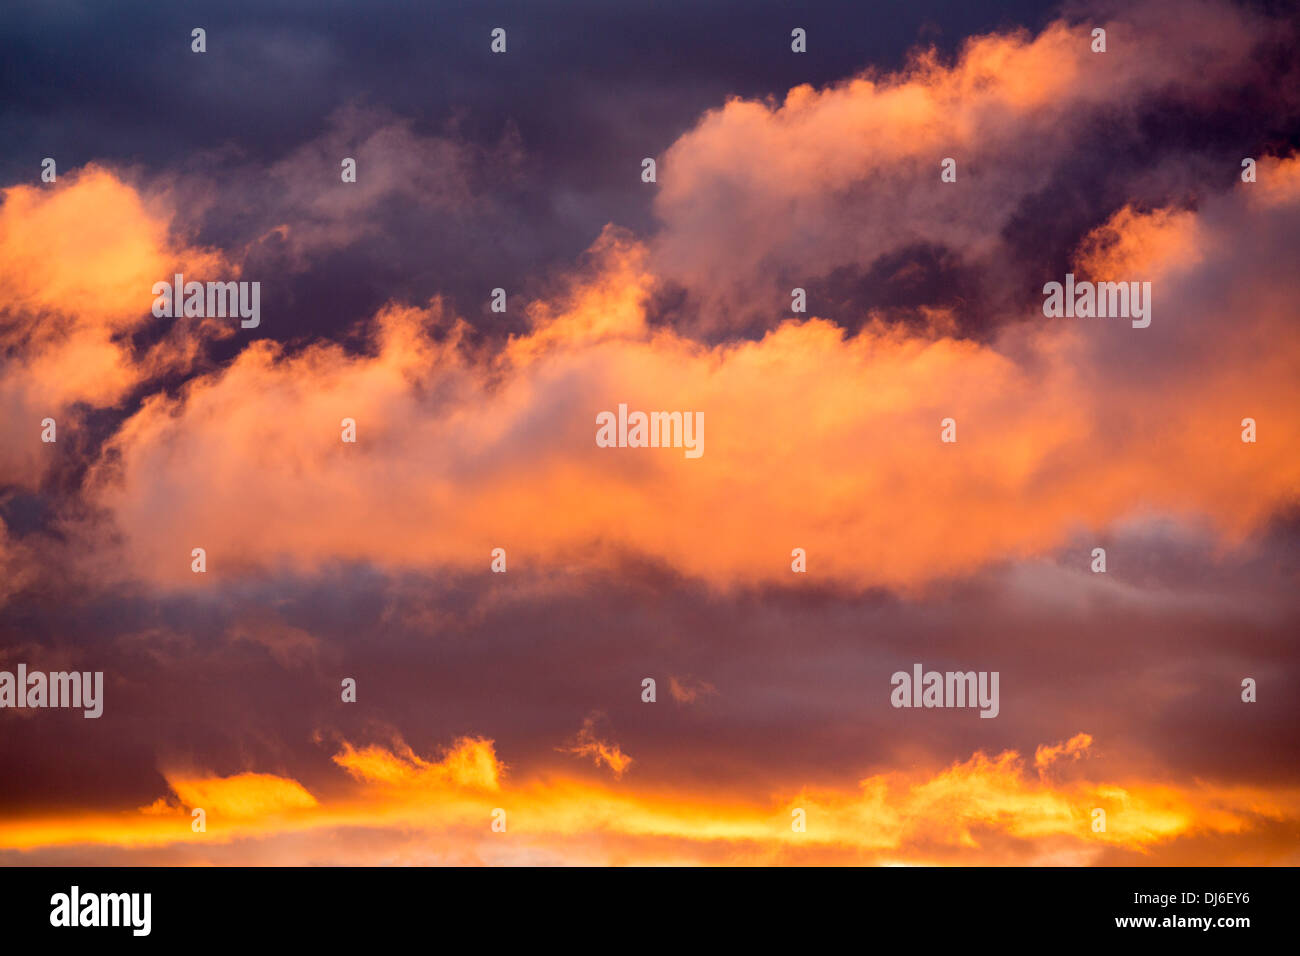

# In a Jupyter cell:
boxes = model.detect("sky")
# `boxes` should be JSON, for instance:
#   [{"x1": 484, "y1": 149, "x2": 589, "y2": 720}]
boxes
[{"x1": 0, "y1": 0, "x2": 1298, "y2": 865}]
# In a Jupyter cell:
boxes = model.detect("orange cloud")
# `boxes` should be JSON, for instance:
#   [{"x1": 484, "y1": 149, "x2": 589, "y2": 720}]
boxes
[
  {"x1": 0, "y1": 165, "x2": 228, "y2": 490},
  {"x1": 649, "y1": 0, "x2": 1272, "y2": 331},
  {"x1": 0, "y1": 734, "x2": 1295, "y2": 865},
  {"x1": 334, "y1": 735, "x2": 503, "y2": 791},
  {"x1": 164, "y1": 771, "x2": 319, "y2": 818},
  {"x1": 76, "y1": 158, "x2": 1300, "y2": 593},
  {"x1": 1035, "y1": 732, "x2": 1093, "y2": 772},
  {"x1": 558, "y1": 715, "x2": 634, "y2": 778}
]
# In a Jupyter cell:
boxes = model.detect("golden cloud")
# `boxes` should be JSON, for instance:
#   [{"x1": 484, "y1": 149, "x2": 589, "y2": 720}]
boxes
[{"x1": 1, "y1": 734, "x2": 1295, "y2": 865}]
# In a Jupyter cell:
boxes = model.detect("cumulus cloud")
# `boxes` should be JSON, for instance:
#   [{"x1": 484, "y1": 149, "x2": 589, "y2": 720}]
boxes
[
  {"x1": 648, "y1": 0, "x2": 1293, "y2": 335},
  {"x1": 0, "y1": 165, "x2": 230, "y2": 490},
  {"x1": 69, "y1": 157, "x2": 1300, "y2": 593}
]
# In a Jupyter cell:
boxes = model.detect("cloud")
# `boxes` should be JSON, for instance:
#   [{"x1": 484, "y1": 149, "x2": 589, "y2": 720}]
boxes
[
  {"x1": 226, "y1": 611, "x2": 322, "y2": 669},
  {"x1": 2, "y1": 0, "x2": 1298, "y2": 869},
  {"x1": 0, "y1": 165, "x2": 229, "y2": 489},
  {"x1": 0, "y1": 522, "x2": 37, "y2": 606},
  {"x1": 648, "y1": 0, "x2": 1292, "y2": 335},
  {"x1": 1034, "y1": 732, "x2": 1093, "y2": 772},
  {"x1": 558, "y1": 714, "x2": 634, "y2": 778},
  {"x1": 163, "y1": 771, "x2": 319, "y2": 818},
  {"x1": 215, "y1": 104, "x2": 521, "y2": 270},
  {"x1": 668, "y1": 676, "x2": 717, "y2": 704},
  {"x1": 334, "y1": 735, "x2": 503, "y2": 791},
  {"x1": 2, "y1": 733, "x2": 1295, "y2": 864},
  {"x1": 71, "y1": 157, "x2": 1300, "y2": 593}
]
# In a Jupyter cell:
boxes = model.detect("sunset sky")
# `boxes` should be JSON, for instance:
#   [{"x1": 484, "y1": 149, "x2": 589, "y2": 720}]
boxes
[{"x1": 1, "y1": 0, "x2": 1298, "y2": 865}]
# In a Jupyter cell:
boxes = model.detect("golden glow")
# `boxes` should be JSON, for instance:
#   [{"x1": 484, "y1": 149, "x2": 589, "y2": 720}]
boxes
[{"x1": 1, "y1": 734, "x2": 1296, "y2": 864}]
